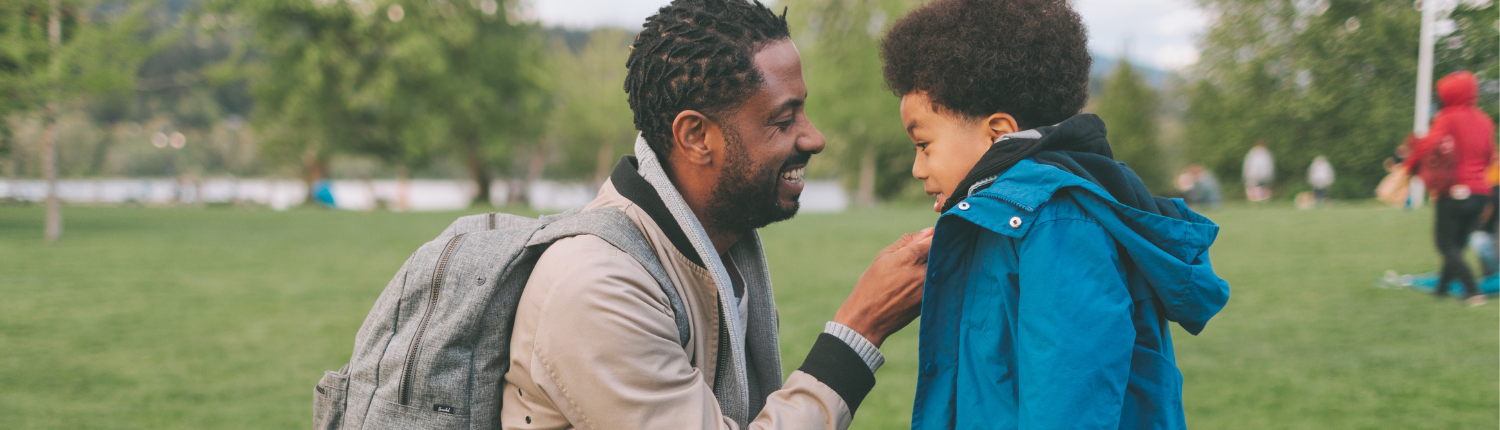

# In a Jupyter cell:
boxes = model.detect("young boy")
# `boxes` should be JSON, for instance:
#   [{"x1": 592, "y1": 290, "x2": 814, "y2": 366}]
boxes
[{"x1": 879, "y1": 0, "x2": 1231, "y2": 428}]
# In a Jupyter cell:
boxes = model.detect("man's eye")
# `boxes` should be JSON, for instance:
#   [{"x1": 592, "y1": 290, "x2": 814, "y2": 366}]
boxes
[{"x1": 776, "y1": 119, "x2": 795, "y2": 129}]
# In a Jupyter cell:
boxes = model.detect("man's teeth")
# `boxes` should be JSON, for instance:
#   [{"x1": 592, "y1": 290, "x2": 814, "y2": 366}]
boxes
[{"x1": 780, "y1": 168, "x2": 805, "y2": 183}]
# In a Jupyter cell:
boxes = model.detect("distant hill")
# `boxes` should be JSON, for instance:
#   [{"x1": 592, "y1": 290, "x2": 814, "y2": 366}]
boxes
[{"x1": 1091, "y1": 52, "x2": 1173, "y2": 88}]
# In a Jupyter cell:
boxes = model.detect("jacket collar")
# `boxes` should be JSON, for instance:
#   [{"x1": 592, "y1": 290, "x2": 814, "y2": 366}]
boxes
[
  {"x1": 942, "y1": 114, "x2": 1109, "y2": 212},
  {"x1": 611, "y1": 156, "x2": 705, "y2": 267}
]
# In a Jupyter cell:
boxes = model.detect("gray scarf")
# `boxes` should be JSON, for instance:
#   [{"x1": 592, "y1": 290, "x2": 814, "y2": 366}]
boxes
[{"x1": 632, "y1": 136, "x2": 784, "y2": 426}]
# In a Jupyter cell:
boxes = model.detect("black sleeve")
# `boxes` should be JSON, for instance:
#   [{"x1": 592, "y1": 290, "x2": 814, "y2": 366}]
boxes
[{"x1": 796, "y1": 333, "x2": 877, "y2": 414}]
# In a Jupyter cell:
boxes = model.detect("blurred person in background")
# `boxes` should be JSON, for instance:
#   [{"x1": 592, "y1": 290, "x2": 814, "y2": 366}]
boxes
[
  {"x1": 1175, "y1": 165, "x2": 1221, "y2": 209},
  {"x1": 881, "y1": 0, "x2": 1230, "y2": 428},
  {"x1": 1404, "y1": 71, "x2": 1496, "y2": 306},
  {"x1": 1307, "y1": 155, "x2": 1334, "y2": 205},
  {"x1": 1243, "y1": 143, "x2": 1274, "y2": 202}
]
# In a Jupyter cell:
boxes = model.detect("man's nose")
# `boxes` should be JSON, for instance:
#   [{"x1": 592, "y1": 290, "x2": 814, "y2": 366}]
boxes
[{"x1": 798, "y1": 121, "x2": 826, "y2": 155}]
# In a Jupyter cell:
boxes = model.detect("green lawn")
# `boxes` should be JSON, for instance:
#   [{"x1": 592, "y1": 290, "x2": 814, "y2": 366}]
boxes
[{"x1": 0, "y1": 203, "x2": 1495, "y2": 429}]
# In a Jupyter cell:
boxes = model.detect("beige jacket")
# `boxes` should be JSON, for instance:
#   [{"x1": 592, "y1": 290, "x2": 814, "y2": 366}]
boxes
[{"x1": 500, "y1": 157, "x2": 865, "y2": 429}]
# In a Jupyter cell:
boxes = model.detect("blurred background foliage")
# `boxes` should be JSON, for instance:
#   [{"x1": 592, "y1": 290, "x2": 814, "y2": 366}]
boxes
[
  {"x1": 1187, "y1": 0, "x2": 1498, "y2": 199},
  {"x1": 0, "y1": 0, "x2": 1496, "y2": 206}
]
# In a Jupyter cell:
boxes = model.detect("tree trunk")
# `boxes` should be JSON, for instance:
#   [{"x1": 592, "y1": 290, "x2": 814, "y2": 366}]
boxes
[
  {"x1": 594, "y1": 139, "x2": 614, "y2": 186},
  {"x1": 395, "y1": 166, "x2": 410, "y2": 212},
  {"x1": 42, "y1": 104, "x2": 61, "y2": 243},
  {"x1": 42, "y1": 0, "x2": 61, "y2": 244},
  {"x1": 466, "y1": 138, "x2": 492, "y2": 207},
  {"x1": 527, "y1": 145, "x2": 546, "y2": 186},
  {"x1": 855, "y1": 149, "x2": 877, "y2": 208}
]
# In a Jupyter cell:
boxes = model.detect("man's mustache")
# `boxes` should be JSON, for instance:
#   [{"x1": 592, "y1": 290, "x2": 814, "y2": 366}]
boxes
[{"x1": 779, "y1": 153, "x2": 813, "y2": 171}]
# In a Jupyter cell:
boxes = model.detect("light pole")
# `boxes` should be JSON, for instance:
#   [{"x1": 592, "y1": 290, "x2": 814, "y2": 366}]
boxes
[{"x1": 1412, "y1": 0, "x2": 1437, "y2": 138}]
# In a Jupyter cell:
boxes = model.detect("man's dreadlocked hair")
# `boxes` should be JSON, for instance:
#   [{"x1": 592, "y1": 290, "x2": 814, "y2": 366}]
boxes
[{"x1": 625, "y1": 0, "x2": 791, "y2": 158}]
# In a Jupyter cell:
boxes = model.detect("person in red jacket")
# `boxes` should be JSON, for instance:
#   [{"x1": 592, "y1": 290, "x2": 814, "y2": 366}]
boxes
[{"x1": 1405, "y1": 71, "x2": 1497, "y2": 305}]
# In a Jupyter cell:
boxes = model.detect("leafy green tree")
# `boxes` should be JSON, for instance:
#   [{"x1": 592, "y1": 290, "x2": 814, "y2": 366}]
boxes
[
  {"x1": 1186, "y1": 0, "x2": 1496, "y2": 198},
  {"x1": 0, "y1": 0, "x2": 166, "y2": 242},
  {"x1": 782, "y1": 0, "x2": 924, "y2": 205},
  {"x1": 1095, "y1": 58, "x2": 1169, "y2": 192},
  {"x1": 210, "y1": 0, "x2": 399, "y2": 199},
  {"x1": 542, "y1": 28, "x2": 637, "y2": 184},
  {"x1": 378, "y1": 1, "x2": 551, "y2": 205},
  {"x1": 215, "y1": 0, "x2": 549, "y2": 206},
  {"x1": 1436, "y1": 1, "x2": 1499, "y2": 119}
]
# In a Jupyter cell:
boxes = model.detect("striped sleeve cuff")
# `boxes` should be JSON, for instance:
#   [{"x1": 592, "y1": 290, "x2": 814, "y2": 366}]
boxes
[{"x1": 824, "y1": 321, "x2": 885, "y2": 372}]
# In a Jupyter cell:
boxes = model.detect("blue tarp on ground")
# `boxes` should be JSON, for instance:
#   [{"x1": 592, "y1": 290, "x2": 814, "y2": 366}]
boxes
[{"x1": 1378, "y1": 271, "x2": 1500, "y2": 297}]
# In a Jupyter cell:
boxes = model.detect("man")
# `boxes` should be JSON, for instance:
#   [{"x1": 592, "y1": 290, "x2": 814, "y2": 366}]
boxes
[{"x1": 499, "y1": 1, "x2": 931, "y2": 429}]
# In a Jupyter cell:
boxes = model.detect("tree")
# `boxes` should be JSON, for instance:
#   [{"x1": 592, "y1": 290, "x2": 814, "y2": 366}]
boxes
[
  {"x1": 542, "y1": 28, "x2": 637, "y2": 184},
  {"x1": 782, "y1": 0, "x2": 925, "y2": 205},
  {"x1": 378, "y1": 0, "x2": 551, "y2": 206},
  {"x1": 216, "y1": 0, "x2": 550, "y2": 206},
  {"x1": 1435, "y1": 0, "x2": 1499, "y2": 119},
  {"x1": 1186, "y1": 0, "x2": 1496, "y2": 198},
  {"x1": 0, "y1": 0, "x2": 164, "y2": 242},
  {"x1": 1095, "y1": 58, "x2": 1169, "y2": 192}
]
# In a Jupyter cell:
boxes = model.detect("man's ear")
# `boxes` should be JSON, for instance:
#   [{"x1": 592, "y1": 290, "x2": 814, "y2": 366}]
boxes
[
  {"x1": 983, "y1": 113, "x2": 1020, "y2": 142},
  {"x1": 671, "y1": 110, "x2": 719, "y2": 167}
]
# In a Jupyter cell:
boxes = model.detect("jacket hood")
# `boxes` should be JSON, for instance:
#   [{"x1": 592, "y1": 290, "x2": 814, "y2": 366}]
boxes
[
  {"x1": 958, "y1": 116, "x2": 1230, "y2": 334},
  {"x1": 1439, "y1": 71, "x2": 1479, "y2": 107}
]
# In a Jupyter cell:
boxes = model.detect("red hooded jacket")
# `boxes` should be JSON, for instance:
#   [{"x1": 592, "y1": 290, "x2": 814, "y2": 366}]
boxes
[{"x1": 1405, "y1": 71, "x2": 1497, "y2": 198}]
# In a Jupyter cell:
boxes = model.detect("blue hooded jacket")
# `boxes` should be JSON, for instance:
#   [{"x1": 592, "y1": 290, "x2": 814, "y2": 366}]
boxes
[{"x1": 912, "y1": 115, "x2": 1230, "y2": 430}]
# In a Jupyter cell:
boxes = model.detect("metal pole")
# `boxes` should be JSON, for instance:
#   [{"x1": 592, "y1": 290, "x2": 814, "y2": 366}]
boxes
[
  {"x1": 43, "y1": 0, "x2": 62, "y2": 243},
  {"x1": 1413, "y1": 0, "x2": 1437, "y2": 137}
]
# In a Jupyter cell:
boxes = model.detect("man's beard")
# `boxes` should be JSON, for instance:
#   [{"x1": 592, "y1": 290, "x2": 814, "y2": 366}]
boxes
[{"x1": 707, "y1": 127, "x2": 806, "y2": 234}]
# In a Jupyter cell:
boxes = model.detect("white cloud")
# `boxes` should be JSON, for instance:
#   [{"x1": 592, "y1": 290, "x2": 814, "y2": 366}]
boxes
[{"x1": 1152, "y1": 9, "x2": 1209, "y2": 37}]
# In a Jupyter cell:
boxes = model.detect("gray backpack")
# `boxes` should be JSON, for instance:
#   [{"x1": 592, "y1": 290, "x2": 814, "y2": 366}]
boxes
[{"x1": 313, "y1": 208, "x2": 691, "y2": 430}]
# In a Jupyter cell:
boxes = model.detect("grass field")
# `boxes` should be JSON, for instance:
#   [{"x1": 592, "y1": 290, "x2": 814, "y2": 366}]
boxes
[{"x1": 1, "y1": 203, "x2": 1495, "y2": 429}]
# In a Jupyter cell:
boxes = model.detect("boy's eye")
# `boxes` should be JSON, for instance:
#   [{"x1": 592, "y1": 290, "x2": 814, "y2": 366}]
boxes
[{"x1": 915, "y1": 142, "x2": 929, "y2": 151}]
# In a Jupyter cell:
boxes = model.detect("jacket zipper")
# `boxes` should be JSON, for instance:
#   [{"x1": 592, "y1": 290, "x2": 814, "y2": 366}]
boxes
[
  {"x1": 399, "y1": 233, "x2": 466, "y2": 405},
  {"x1": 712, "y1": 301, "x2": 728, "y2": 394}
]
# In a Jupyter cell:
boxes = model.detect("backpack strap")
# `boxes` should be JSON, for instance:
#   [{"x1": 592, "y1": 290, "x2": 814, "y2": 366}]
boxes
[{"x1": 528, "y1": 207, "x2": 692, "y2": 348}]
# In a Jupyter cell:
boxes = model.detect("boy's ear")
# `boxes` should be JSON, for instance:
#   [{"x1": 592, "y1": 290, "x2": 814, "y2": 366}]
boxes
[{"x1": 984, "y1": 113, "x2": 1020, "y2": 142}]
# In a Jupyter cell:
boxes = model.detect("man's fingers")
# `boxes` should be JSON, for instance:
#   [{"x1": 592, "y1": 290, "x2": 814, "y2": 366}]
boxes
[
  {"x1": 888, "y1": 227, "x2": 936, "y2": 251},
  {"x1": 901, "y1": 235, "x2": 933, "y2": 264}
]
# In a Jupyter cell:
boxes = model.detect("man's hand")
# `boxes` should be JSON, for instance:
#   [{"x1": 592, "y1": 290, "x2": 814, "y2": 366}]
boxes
[{"x1": 833, "y1": 227, "x2": 934, "y2": 348}]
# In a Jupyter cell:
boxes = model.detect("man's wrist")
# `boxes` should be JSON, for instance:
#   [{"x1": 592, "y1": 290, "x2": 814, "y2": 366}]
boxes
[
  {"x1": 824, "y1": 321, "x2": 885, "y2": 372},
  {"x1": 831, "y1": 311, "x2": 887, "y2": 348}
]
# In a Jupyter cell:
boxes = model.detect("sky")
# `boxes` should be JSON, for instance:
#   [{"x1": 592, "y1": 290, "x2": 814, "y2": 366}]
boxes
[{"x1": 528, "y1": 0, "x2": 1210, "y2": 71}]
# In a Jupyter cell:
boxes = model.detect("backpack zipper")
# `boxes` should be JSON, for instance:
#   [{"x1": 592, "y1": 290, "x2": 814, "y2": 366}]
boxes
[{"x1": 399, "y1": 233, "x2": 466, "y2": 406}]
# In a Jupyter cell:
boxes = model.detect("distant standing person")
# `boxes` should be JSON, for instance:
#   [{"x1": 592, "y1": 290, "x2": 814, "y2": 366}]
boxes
[
  {"x1": 1308, "y1": 156, "x2": 1334, "y2": 205},
  {"x1": 1405, "y1": 71, "x2": 1496, "y2": 306},
  {"x1": 1243, "y1": 143, "x2": 1275, "y2": 201}
]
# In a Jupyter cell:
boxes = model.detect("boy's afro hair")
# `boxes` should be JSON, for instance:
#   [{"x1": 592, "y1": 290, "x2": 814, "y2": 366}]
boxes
[{"x1": 880, "y1": 0, "x2": 1091, "y2": 129}]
